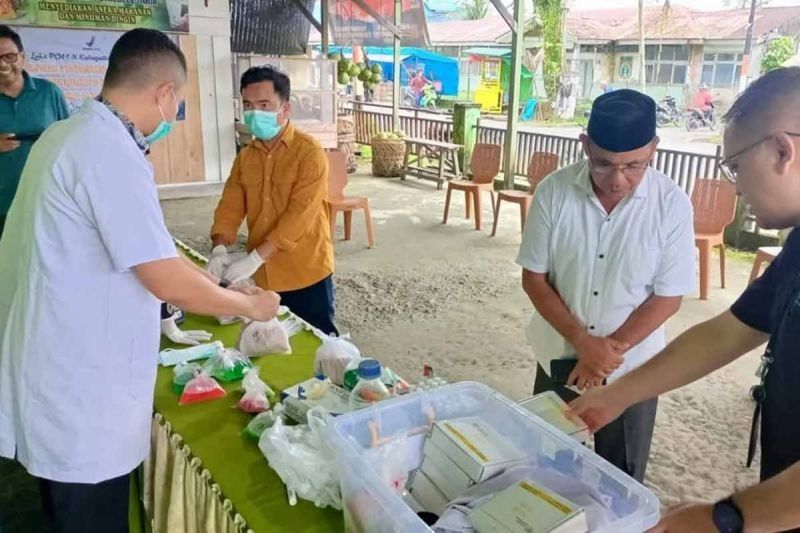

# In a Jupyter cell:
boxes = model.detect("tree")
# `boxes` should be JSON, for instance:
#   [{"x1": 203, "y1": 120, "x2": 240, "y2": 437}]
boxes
[
  {"x1": 761, "y1": 36, "x2": 797, "y2": 73},
  {"x1": 461, "y1": 0, "x2": 488, "y2": 20},
  {"x1": 536, "y1": 0, "x2": 564, "y2": 100}
]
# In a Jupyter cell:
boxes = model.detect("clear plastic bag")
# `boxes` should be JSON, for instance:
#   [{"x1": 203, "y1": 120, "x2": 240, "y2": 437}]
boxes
[
  {"x1": 172, "y1": 362, "x2": 202, "y2": 394},
  {"x1": 215, "y1": 277, "x2": 257, "y2": 325},
  {"x1": 237, "y1": 318, "x2": 293, "y2": 356},
  {"x1": 243, "y1": 410, "x2": 278, "y2": 441},
  {"x1": 179, "y1": 371, "x2": 226, "y2": 405},
  {"x1": 238, "y1": 367, "x2": 275, "y2": 413},
  {"x1": 258, "y1": 407, "x2": 342, "y2": 510},
  {"x1": 313, "y1": 334, "x2": 361, "y2": 386},
  {"x1": 202, "y1": 348, "x2": 252, "y2": 383}
]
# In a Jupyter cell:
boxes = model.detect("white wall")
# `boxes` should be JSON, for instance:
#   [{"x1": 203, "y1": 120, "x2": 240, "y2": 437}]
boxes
[{"x1": 189, "y1": 0, "x2": 236, "y2": 183}]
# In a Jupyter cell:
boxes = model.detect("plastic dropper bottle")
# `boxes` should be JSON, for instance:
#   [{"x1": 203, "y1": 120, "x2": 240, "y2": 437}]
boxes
[{"x1": 348, "y1": 359, "x2": 391, "y2": 410}]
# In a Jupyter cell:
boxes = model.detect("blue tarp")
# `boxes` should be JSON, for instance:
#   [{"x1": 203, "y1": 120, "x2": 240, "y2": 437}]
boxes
[{"x1": 326, "y1": 45, "x2": 459, "y2": 96}]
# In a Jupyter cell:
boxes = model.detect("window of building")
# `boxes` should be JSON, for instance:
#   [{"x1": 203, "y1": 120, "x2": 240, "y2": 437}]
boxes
[
  {"x1": 701, "y1": 52, "x2": 743, "y2": 87},
  {"x1": 645, "y1": 44, "x2": 689, "y2": 85}
]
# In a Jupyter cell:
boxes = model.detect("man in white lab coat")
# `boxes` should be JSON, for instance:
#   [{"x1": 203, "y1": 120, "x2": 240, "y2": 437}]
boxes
[{"x1": 0, "y1": 29, "x2": 280, "y2": 532}]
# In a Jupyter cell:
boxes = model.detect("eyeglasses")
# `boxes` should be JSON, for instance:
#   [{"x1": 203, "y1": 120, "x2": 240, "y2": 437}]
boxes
[
  {"x1": 719, "y1": 132, "x2": 800, "y2": 184},
  {"x1": 0, "y1": 52, "x2": 21, "y2": 64},
  {"x1": 587, "y1": 153, "x2": 653, "y2": 177}
]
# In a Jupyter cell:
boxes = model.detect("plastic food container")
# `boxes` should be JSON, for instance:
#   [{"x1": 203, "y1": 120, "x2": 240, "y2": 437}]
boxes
[{"x1": 328, "y1": 382, "x2": 660, "y2": 533}]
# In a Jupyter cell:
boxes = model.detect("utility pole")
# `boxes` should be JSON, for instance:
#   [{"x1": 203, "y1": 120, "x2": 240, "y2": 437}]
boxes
[
  {"x1": 638, "y1": 0, "x2": 646, "y2": 92},
  {"x1": 738, "y1": 0, "x2": 758, "y2": 93}
]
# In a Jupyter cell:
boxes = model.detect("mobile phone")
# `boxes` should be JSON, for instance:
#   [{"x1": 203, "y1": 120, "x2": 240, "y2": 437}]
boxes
[
  {"x1": 549, "y1": 358, "x2": 579, "y2": 386},
  {"x1": 10, "y1": 132, "x2": 42, "y2": 142}
]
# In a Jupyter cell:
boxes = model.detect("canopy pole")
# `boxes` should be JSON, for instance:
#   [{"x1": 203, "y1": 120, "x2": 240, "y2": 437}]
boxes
[
  {"x1": 321, "y1": 0, "x2": 329, "y2": 56},
  {"x1": 503, "y1": 0, "x2": 524, "y2": 188},
  {"x1": 392, "y1": 0, "x2": 402, "y2": 130}
]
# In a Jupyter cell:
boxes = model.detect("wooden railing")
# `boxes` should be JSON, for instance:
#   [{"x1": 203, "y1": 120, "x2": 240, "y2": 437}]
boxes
[
  {"x1": 477, "y1": 123, "x2": 722, "y2": 195},
  {"x1": 348, "y1": 107, "x2": 723, "y2": 195}
]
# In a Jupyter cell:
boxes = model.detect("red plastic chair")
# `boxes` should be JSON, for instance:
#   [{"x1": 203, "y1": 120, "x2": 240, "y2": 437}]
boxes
[
  {"x1": 491, "y1": 152, "x2": 559, "y2": 236},
  {"x1": 692, "y1": 179, "x2": 737, "y2": 299},
  {"x1": 326, "y1": 150, "x2": 375, "y2": 248},
  {"x1": 442, "y1": 143, "x2": 502, "y2": 231}
]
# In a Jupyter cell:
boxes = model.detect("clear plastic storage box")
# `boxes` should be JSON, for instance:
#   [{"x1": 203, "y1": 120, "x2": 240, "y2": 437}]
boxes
[{"x1": 328, "y1": 382, "x2": 660, "y2": 533}]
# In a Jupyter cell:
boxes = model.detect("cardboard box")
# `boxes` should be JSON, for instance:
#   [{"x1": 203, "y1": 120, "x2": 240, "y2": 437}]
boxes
[
  {"x1": 420, "y1": 438, "x2": 474, "y2": 500},
  {"x1": 468, "y1": 479, "x2": 587, "y2": 533},
  {"x1": 518, "y1": 392, "x2": 590, "y2": 443},
  {"x1": 408, "y1": 470, "x2": 450, "y2": 516},
  {"x1": 428, "y1": 417, "x2": 524, "y2": 483},
  {"x1": 280, "y1": 378, "x2": 351, "y2": 423}
]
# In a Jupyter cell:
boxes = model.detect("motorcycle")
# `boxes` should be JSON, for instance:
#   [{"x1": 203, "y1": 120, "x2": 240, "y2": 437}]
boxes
[
  {"x1": 656, "y1": 95, "x2": 682, "y2": 127},
  {"x1": 419, "y1": 83, "x2": 437, "y2": 109},
  {"x1": 685, "y1": 105, "x2": 717, "y2": 132}
]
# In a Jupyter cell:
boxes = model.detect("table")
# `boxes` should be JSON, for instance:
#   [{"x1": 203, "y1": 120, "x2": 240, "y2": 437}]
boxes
[
  {"x1": 143, "y1": 312, "x2": 344, "y2": 532},
  {"x1": 402, "y1": 137, "x2": 463, "y2": 190}
]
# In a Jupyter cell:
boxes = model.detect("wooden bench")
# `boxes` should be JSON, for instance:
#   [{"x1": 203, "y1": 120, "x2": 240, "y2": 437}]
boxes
[{"x1": 402, "y1": 137, "x2": 463, "y2": 190}]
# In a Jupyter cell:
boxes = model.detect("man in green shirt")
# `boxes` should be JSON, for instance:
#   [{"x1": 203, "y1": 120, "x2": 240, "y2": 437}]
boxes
[{"x1": 0, "y1": 25, "x2": 70, "y2": 237}]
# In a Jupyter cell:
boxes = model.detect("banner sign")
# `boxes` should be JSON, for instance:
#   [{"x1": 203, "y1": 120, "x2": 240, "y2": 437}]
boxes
[
  {"x1": 1, "y1": 0, "x2": 188, "y2": 32},
  {"x1": 17, "y1": 26, "x2": 184, "y2": 117},
  {"x1": 330, "y1": 0, "x2": 429, "y2": 47}
]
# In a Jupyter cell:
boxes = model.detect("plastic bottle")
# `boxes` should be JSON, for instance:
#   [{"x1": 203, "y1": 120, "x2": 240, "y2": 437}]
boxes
[{"x1": 348, "y1": 359, "x2": 391, "y2": 410}]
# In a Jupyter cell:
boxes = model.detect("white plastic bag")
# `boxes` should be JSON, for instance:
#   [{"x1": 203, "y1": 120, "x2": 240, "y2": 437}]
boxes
[
  {"x1": 238, "y1": 366, "x2": 275, "y2": 413},
  {"x1": 313, "y1": 334, "x2": 361, "y2": 386},
  {"x1": 258, "y1": 407, "x2": 342, "y2": 510},
  {"x1": 237, "y1": 318, "x2": 294, "y2": 356},
  {"x1": 202, "y1": 347, "x2": 252, "y2": 383}
]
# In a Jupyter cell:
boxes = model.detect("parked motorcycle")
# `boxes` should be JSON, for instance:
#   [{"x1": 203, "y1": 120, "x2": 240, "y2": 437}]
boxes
[
  {"x1": 419, "y1": 83, "x2": 438, "y2": 109},
  {"x1": 685, "y1": 105, "x2": 717, "y2": 132},
  {"x1": 656, "y1": 95, "x2": 682, "y2": 127}
]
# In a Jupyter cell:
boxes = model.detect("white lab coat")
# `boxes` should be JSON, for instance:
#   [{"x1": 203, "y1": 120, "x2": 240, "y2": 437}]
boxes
[
  {"x1": 0, "y1": 99, "x2": 177, "y2": 483},
  {"x1": 516, "y1": 161, "x2": 696, "y2": 384}
]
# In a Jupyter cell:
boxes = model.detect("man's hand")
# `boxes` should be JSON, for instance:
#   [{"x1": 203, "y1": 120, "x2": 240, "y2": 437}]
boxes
[
  {"x1": 244, "y1": 290, "x2": 281, "y2": 322},
  {"x1": 224, "y1": 249, "x2": 265, "y2": 283},
  {"x1": 573, "y1": 333, "x2": 629, "y2": 375},
  {"x1": 207, "y1": 245, "x2": 229, "y2": 278},
  {"x1": 567, "y1": 360, "x2": 607, "y2": 390},
  {"x1": 646, "y1": 503, "x2": 716, "y2": 533},
  {"x1": 568, "y1": 383, "x2": 632, "y2": 433},
  {"x1": 0, "y1": 134, "x2": 21, "y2": 153}
]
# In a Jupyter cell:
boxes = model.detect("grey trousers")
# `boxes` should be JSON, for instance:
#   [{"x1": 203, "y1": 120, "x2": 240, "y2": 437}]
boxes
[{"x1": 534, "y1": 364, "x2": 658, "y2": 483}]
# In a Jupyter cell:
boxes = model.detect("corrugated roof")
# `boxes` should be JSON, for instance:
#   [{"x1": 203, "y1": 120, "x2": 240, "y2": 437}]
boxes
[
  {"x1": 463, "y1": 47, "x2": 510, "y2": 57},
  {"x1": 427, "y1": 14, "x2": 510, "y2": 45}
]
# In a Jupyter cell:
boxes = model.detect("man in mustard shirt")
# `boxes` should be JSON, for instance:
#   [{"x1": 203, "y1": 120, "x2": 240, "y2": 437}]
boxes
[{"x1": 211, "y1": 66, "x2": 336, "y2": 334}]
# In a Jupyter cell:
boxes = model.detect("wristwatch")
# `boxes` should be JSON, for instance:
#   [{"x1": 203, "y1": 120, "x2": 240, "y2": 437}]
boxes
[{"x1": 712, "y1": 497, "x2": 744, "y2": 533}]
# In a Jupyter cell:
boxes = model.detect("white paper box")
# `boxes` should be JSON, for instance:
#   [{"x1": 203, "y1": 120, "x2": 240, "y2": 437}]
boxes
[{"x1": 518, "y1": 391, "x2": 590, "y2": 443}]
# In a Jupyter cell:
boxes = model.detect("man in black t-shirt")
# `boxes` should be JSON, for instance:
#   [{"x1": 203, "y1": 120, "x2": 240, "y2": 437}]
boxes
[{"x1": 571, "y1": 67, "x2": 800, "y2": 532}]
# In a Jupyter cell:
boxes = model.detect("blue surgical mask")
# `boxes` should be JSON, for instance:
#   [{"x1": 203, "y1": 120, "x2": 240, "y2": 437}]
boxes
[
  {"x1": 146, "y1": 90, "x2": 179, "y2": 145},
  {"x1": 159, "y1": 341, "x2": 223, "y2": 367},
  {"x1": 244, "y1": 109, "x2": 283, "y2": 141}
]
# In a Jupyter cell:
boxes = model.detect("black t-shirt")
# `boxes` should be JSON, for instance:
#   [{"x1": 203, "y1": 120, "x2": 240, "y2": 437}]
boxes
[{"x1": 730, "y1": 228, "x2": 800, "y2": 481}]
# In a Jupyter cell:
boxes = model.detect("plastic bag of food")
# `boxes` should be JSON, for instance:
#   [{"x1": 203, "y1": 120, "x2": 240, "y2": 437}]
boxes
[
  {"x1": 237, "y1": 318, "x2": 292, "y2": 356},
  {"x1": 202, "y1": 347, "x2": 252, "y2": 383},
  {"x1": 313, "y1": 334, "x2": 361, "y2": 386},
  {"x1": 179, "y1": 371, "x2": 226, "y2": 405},
  {"x1": 237, "y1": 367, "x2": 275, "y2": 413},
  {"x1": 215, "y1": 277, "x2": 257, "y2": 325},
  {"x1": 172, "y1": 362, "x2": 202, "y2": 394},
  {"x1": 243, "y1": 411, "x2": 278, "y2": 441},
  {"x1": 258, "y1": 407, "x2": 341, "y2": 510}
]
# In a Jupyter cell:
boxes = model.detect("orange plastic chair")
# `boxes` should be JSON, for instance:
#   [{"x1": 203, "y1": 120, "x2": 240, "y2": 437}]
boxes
[
  {"x1": 442, "y1": 143, "x2": 502, "y2": 231},
  {"x1": 748, "y1": 246, "x2": 781, "y2": 284},
  {"x1": 326, "y1": 150, "x2": 375, "y2": 248},
  {"x1": 491, "y1": 152, "x2": 559, "y2": 236},
  {"x1": 692, "y1": 178, "x2": 737, "y2": 300}
]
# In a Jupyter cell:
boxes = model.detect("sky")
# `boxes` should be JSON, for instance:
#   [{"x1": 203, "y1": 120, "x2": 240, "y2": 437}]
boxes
[{"x1": 570, "y1": 0, "x2": 800, "y2": 9}]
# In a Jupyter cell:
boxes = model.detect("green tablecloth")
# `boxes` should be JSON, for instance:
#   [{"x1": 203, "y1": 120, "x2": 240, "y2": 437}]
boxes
[{"x1": 153, "y1": 312, "x2": 344, "y2": 532}]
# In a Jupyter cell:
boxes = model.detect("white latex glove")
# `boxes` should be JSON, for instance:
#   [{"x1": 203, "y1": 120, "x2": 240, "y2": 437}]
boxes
[
  {"x1": 161, "y1": 316, "x2": 213, "y2": 346},
  {"x1": 207, "y1": 245, "x2": 229, "y2": 278},
  {"x1": 224, "y1": 249, "x2": 265, "y2": 284}
]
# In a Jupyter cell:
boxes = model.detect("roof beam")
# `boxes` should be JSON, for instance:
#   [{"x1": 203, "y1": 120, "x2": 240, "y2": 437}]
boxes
[
  {"x1": 289, "y1": 0, "x2": 323, "y2": 33},
  {"x1": 350, "y1": 0, "x2": 402, "y2": 38},
  {"x1": 488, "y1": 0, "x2": 517, "y2": 33}
]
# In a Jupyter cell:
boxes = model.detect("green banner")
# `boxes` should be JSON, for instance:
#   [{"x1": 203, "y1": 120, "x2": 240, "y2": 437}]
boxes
[{"x1": 1, "y1": 0, "x2": 188, "y2": 32}]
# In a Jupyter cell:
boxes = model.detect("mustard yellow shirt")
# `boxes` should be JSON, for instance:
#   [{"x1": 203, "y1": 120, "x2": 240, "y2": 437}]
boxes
[{"x1": 211, "y1": 123, "x2": 334, "y2": 292}]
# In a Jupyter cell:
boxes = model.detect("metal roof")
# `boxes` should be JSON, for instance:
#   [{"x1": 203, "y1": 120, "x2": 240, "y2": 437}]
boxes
[{"x1": 230, "y1": 0, "x2": 315, "y2": 55}]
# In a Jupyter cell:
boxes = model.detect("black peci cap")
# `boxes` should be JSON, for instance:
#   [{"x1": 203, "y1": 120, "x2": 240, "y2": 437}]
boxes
[{"x1": 587, "y1": 88, "x2": 656, "y2": 152}]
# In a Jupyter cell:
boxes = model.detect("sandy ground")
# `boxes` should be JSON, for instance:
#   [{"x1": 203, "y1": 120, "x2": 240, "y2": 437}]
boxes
[{"x1": 163, "y1": 168, "x2": 763, "y2": 507}]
